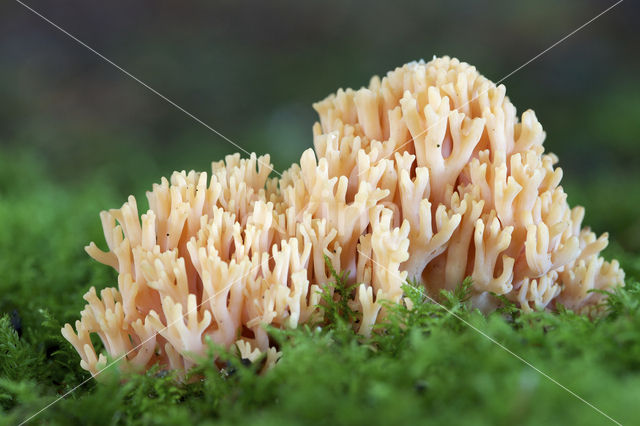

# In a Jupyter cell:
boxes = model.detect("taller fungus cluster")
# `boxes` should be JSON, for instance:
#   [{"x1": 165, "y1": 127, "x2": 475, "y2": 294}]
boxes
[{"x1": 63, "y1": 56, "x2": 624, "y2": 376}]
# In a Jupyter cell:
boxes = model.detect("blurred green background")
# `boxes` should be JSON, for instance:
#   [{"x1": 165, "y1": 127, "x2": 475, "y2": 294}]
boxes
[{"x1": 1, "y1": 0, "x2": 639, "y2": 250}]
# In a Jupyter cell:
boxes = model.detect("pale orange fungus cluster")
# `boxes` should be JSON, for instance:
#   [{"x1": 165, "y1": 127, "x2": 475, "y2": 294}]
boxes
[{"x1": 63, "y1": 57, "x2": 624, "y2": 376}]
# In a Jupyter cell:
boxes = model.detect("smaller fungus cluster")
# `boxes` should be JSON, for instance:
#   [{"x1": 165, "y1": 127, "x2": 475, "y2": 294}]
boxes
[{"x1": 63, "y1": 56, "x2": 624, "y2": 377}]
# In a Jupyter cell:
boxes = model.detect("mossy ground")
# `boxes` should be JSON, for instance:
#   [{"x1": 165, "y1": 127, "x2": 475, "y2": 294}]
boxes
[{"x1": 1, "y1": 151, "x2": 639, "y2": 426}]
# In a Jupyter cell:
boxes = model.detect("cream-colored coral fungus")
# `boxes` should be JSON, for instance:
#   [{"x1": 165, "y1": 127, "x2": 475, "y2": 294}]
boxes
[{"x1": 63, "y1": 56, "x2": 624, "y2": 377}]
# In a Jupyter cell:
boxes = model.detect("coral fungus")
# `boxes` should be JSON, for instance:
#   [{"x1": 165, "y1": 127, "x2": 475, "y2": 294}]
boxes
[{"x1": 63, "y1": 56, "x2": 624, "y2": 376}]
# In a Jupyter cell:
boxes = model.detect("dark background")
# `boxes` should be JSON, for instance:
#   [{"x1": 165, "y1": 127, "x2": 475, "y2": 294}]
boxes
[{"x1": 1, "y1": 0, "x2": 638, "y2": 250}]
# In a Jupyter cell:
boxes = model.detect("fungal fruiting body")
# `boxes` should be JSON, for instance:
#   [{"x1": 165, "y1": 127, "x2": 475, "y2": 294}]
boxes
[{"x1": 62, "y1": 56, "x2": 624, "y2": 376}]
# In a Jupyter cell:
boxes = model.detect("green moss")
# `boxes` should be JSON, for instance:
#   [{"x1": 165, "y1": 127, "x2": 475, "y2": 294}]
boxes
[{"x1": 1, "y1": 149, "x2": 639, "y2": 425}]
